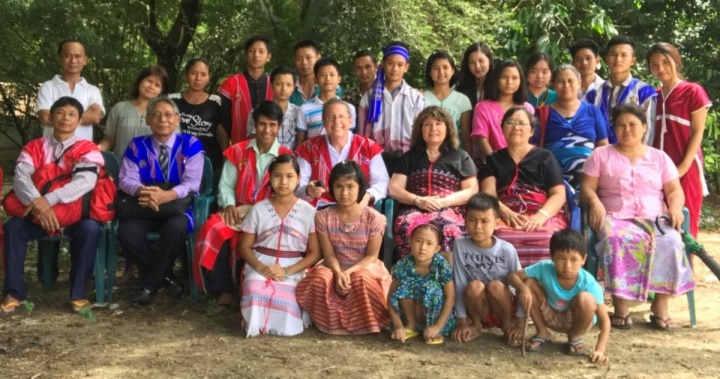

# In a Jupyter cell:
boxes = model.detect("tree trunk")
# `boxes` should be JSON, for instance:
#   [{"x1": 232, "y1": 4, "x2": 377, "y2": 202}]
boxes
[{"x1": 140, "y1": 0, "x2": 202, "y2": 92}]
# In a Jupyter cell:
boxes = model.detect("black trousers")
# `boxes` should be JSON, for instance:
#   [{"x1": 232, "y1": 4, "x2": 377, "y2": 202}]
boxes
[{"x1": 117, "y1": 215, "x2": 187, "y2": 292}]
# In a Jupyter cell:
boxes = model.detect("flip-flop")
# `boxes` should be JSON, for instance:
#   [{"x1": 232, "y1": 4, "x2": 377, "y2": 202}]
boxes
[
  {"x1": 71, "y1": 299, "x2": 92, "y2": 312},
  {"x1": 609, "y1": 312, "x2": 634, "y2": 329},
  {"x1": 425, "y1": 335, "x2": 444, "y2": 345},
  {"x1": 526, "y1": 336, "x2": 550, "y2": 352},
  {"x1": 1, "y1": 299, "x2": 21, "y2": 313},
  {"x1": 649, "y1": 315, "x2": 676, "y2": 332},
  {"x1": 404, "y1": 328, "x2": 419, "y2": 340},
  {"x1": 567, "y1": 339, "x2": 589, "y2": 356}
]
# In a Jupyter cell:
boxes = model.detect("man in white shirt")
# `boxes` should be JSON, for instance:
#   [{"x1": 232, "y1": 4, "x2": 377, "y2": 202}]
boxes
[{"x1": 35, "y1": 39, "x2": 105, "y2": 141}]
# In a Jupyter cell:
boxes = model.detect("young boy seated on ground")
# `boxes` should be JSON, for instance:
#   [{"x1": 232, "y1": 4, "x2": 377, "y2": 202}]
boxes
[
  {"x1": 451, "y1": 193, "x2": 523, "y2": 345},
  {"x1": 507, "y1": 229, "x2": 610, "y2": 364}
]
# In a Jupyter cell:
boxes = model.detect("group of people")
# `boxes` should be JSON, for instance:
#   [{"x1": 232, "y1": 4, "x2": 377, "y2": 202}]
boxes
[{"x1": 1, "y1": 33, "x2": 710, "y2": 364}]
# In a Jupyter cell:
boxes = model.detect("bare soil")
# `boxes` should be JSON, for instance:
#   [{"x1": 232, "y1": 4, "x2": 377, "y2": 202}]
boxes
[{"x1": 1, "y1": 234, "x2": 719, "y2": 379}]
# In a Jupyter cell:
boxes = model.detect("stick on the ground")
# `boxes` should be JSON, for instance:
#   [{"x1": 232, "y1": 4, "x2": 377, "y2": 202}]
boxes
[{"x1": 522, "y1": 316, "x2": 529, "y2": 357}]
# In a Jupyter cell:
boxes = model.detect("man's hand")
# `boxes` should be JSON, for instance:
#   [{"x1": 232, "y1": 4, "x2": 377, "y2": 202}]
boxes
[
  {"x1": 37, "y1": 207, "x2": 60, "y2": 234},
  {"x1": 305, "y1": 180, "x2": 326, "y2": 198},
  {"x1": 23, "y1": 197, "x2": 52, "y2": 218}
]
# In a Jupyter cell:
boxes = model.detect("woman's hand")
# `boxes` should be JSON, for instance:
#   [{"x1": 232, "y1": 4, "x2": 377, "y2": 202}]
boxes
[
  {"x1": 589, "y1": 201, "x2": 607, "y2": 231},
  {"x1": 502, "y1": 208, "x2": 526, "y2": 230},
  {"x1": 334, "y1": 270, "x2": 351, "y2": 295},
  {"x1": 523, "y1": 213, "x2": 548, "y2": 231},
  {"x1": 416, "y1": 196, "x2": 443, "y2": 212},
  {"x1": 264, "y1": 264, "x2": 286, "y2": 281},
  {"x1": 668, "y1": 207, "x2": 685, "y2": 231}
]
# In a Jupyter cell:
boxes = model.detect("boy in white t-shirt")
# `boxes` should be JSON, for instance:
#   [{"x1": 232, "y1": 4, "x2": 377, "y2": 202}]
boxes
[{"x1": 451, "y1": 193, "x2": 523, "y2": 346}]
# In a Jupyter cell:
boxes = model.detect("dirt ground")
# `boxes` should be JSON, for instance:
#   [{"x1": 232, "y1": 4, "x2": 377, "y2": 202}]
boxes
[{"x1": 1, "y1": 231, "x2": 720, "y2": 379}]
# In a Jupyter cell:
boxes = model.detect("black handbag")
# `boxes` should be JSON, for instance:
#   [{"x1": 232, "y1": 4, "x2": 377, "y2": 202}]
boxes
[{"x1": 115, "y1": 182, "x2": 195, "y2": 219}]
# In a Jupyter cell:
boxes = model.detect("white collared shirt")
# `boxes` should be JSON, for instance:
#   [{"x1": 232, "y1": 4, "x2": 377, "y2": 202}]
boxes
[
  {"x1": 297, "y1": 132, "x2": 389, "y2": 208},
  {"x1": 35, "y1": 75, "x2": 105, "y2": 141}
]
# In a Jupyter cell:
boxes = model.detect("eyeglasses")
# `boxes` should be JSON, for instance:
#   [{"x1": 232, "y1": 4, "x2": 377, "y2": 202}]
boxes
[
  {"x1": 150, "y1": 112, "x2": 177, "y2": 120},
  {"x1": 324, "y1": 115, "x2": 350, "y2": 122},
  {"x1": 503, "y1": 120, "x2": 530, "y2": 127}
]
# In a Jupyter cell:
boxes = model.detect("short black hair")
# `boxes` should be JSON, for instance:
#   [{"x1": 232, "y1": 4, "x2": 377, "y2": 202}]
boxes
[
  {"x1": 352, "y1": 49, "x2": 378, "y2": 65},
  {"x1": 269, "y1": 154, "x2": 300, "y2": 176},
  {"x1": 252, "y1": 100, "x2": 284, "y2": 125},
  {"x1": 465, "y1": 193, "x2": 500, "y2": 218},
  {"x1": 569, "y1": 39, "x2": 600, "y2": 59},
  {"x1": 525, "y1": 52, "x2": 554, "y2": 74},
  {"x1": 57, "y1": 39, "x2": 86, "y2": 56},
  {"x1": 183, "y1": 58, "x2": 211, "y2": 75},
  {"x1": 606, "y1": 35, "x2": 636, "y2": 56},
  {"x1": 329, "y1": 160, "x2": 367, "y2": 203},
  {"x1": 245, "y1": 35, "x2": 272, "y2": 54},
  {"x1": 425, "y1": 50, "x2": 458, "y2": 87},
  {"x1": 610, "y1": 103, "x2": 647, "y2": 127},
  {"x1": 270, "y1": 66, "x2": 295, "y2": 83},
  {"x1": 130, "y1": 65, "x2": 170, "y2": 99},
  {"x1": 549, "y1": 229, "x2": 587, "y2": 257},
  {"x1": 484, "y1": 60, "x2": 528, "y2": 104},
  {"x1": 293, "y1": 40, "x2": 320, "y2": 55},
  {"x1": 314, "y1": 57, "x2": 341, "y2": 77},
  {"x1": 50, "y1": 96, "x2": 84, "y2": 117}
]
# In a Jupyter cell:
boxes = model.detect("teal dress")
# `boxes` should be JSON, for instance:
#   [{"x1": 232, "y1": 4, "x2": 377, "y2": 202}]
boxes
[
  {"x1": 528, "y1": 89, "x2": 557, "y2": 107},
  {"x1": 389, "y1": 254, "x2": 456, "y2": 335}
]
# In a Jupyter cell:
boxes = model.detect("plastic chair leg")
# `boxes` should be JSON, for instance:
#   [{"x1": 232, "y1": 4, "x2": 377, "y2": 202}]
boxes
[
  {"x1": 687, "y1": 290, "x2": 697, "y2": 329},
  {"x1": 40, "y1": 240, "x2": 56, "y2": 290},
  {"x1": 106, "y1": 223, "x2": 119, "y2": 303},
  {"x1": 187, "y1": 236, "x2": 200, "y2": 303},
  {"x1": 94, "y1": 226, "x2": 107, "y2": 304}
]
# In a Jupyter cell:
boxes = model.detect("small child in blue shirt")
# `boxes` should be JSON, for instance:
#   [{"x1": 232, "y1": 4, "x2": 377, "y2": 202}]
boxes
[{"x1": 508, "y1": 229, "x2": 610, "y2": 364}]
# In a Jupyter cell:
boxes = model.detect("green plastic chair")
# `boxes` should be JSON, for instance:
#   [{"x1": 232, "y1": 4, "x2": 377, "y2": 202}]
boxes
[
  {"x1": 37, "y1": 151, "x2": 120, "y2": 305},
  {"x1": 106, "y1": 156, "x2": 214, "y2": 304},
  {"x1": 584, "y1": 207, "x2": 696, "y2": 328}
]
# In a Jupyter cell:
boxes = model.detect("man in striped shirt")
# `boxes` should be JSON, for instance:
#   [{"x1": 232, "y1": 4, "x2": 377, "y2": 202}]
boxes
[{"x1": 358, "y1": 42, "x2": 424, "y2": 174}]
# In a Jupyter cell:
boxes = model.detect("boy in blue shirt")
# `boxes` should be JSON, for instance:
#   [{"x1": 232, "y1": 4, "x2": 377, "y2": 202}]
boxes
[{"x1": 508, "y1": 229, "x2": 610, "y2": 364}]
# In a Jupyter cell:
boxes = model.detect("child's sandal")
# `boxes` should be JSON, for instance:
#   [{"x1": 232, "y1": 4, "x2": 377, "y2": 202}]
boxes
[
  {"x1": 425, "y1": 335, "x2": 444, "y2": 345},
  {"x1": 567, "y1": 339, "x2": 589, "y2": 356},
  {"x1": 526, "y1": 335, "x2": 550, "y2": 352}
]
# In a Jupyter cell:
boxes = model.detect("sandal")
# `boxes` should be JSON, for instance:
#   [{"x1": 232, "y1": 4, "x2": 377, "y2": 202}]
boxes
[
  {"x1": 1, "y1": 299, "x2": 21, "y2": 313},
  {"x1": 649, "y1": 315, "x2": 676, "y2": 332},
  {"x1": 609, "y1": 312, "x2": 634, "y2": 329},
  {"x1": 71, "y1": 299, "x2": 92, "y2": 312},
  {"x1": 404, "y1": 328, "x2": 419, "y2": 340},
  {"x1": 567, "y1": 339, "x2": 589, "y2": 356},
  {"x1": 525, "y1": 335, "x2": 551, "y2": 352},
  {"x1": 425, "y1": 335, "x2": 444, "y2": 345}
]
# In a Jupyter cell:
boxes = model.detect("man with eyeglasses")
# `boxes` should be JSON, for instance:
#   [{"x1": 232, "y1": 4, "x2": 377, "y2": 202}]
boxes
[
  {"x1": 296, "y1": 98, "x2": 388, "y2": 208},
  {"x1": 117, "y1": 96, "x2": 205, "y2": 306}
]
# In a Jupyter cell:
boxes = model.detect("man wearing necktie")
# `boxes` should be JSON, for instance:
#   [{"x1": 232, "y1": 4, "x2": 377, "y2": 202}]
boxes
[{"x1": 117, "y1": 96, "x2": 205, "y2": 306}]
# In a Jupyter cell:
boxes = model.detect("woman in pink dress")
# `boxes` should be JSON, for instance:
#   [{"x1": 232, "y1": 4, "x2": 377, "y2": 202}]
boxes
[
  {"x1": 471, "y1": 60, "x2": 534, "y2": 164},
  {"x1": 581, "y1": 103, "x2": 695, "y2": 331},
  {"x1": 647, "y1": 42, "x2": 712, "y2": 238}
]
